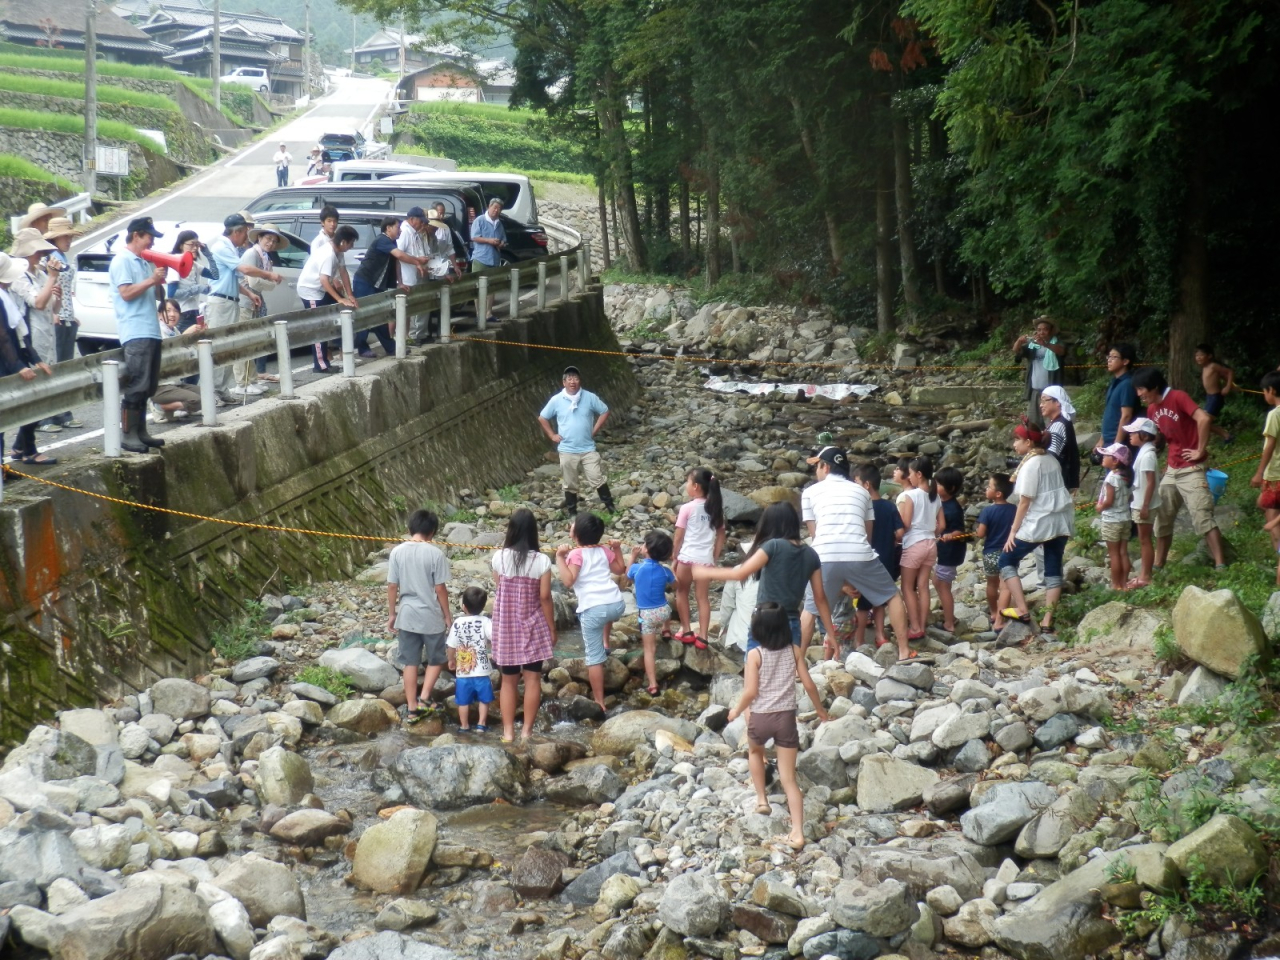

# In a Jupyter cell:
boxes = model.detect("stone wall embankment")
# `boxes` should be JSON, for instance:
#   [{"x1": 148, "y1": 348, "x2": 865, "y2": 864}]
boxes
[
  {"x1": 0, "y1": 289, "x2": 635, "y2": 744},
  {"x1": 0, "y1": 127, "x2": 182, "y2": 197}
]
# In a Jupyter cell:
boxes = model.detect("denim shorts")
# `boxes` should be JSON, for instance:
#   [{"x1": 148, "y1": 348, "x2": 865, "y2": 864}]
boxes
[
  {"x1": 579, "y1": 600, "x2": 625, "y2": 666},
  {"x1": 1000, "y1": 536, "x2": 1067, "y2": 589}
]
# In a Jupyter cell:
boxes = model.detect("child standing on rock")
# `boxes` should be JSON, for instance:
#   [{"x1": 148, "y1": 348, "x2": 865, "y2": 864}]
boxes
[
  {"x1": 447, "y1": 587, "x2": 494, "y2": 732},
  {"x1": 975, "y1": 474, "x2": 1016, "y2": 629},
  {"x1": 1124, "y1": 418, "x2": 1162, "y2": 589},
  {"x1": 1096, "y1": 443, "x2": 1134, "y2": 590},
  {"x1": 896, "y1": 456, "x2": 940, "y2": 639},
  {"x1": 728, "y1": 603, "x2": 828, "y2": 852},
  {"x1": 672, "y1": 467, "x2": 726, "y2": 649},
  {"x1": 387, "y1": 510, "x2": 452, "y2": 721},
  {"x1": 556, "y1": 513, "x2": 627, "y2": 712},
  {"x1": 933, "y1": 467, "x2": 967, "y2": 634},
  {"x1": 628, "y1": 531, "x2": 676, "y2": 695}
]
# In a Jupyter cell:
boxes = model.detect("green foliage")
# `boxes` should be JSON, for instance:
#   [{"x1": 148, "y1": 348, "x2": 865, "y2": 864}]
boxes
[
  {"x1": 397, "y1": 107, "x2": 588, "y2": 174},
  {"x1": 1112, "y1": 856, "x2": 1265, "y2": 939},
  {"x1": 0, "y1": 154, "x2": 76, "y2": 191},
  {"x1": 409, "y1": 101, "x2": 540, "y2": 122},
  {"x1": 0, "y1": 52, "x2": 199, "y2": 83},
  {"x1": 0, "y1": 108, "x2": 165, "y2": 154},
  {"x1": 497, "y1": 484, "x2": 521, "y2": 503},
  {"x1": 295, "y1": 665, "x2": 353, "y2": 698},
  {"x1": 217, "y1": 87, "x2": 263, "y2": 127},
  {"x1": 1106, "y1": 856, "x2": 1137, "y2": 885},
  {"x1": 0, "y1": 73, "x2": 179, "y2": 111},
  {"x1": 1151, "y1": 623, "x2": 1178, "y2": 663}
]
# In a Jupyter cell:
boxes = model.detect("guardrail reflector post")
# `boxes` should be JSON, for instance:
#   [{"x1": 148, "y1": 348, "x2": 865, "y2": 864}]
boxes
[
  {"x1": 340, "y1": 310, "x2": 355, "y2": 377},
  {"x1": 537, "y1": 262, "x2": 547, "y2": 311},
  {"x1": 274, "y1": 321, "x2": 294, "y2": 398},
  {"x1": 477, "y1": 276, "x2": 489, "y2": 331},
  {"x1": 197, "y1": 340, "x2": 217, "y2": 427},
  {"x1": 559, "y1": 256, "x2": 570, "y2": 303},
  {"x1": 102, "y1": 359, "x2": 122, "y2": 456},
  {"x1": 580, "y1": 241, "x2": 591, "y2": 289},
  {"x1": 395, "y1": 294, "x2": 408, "y2": 358},
  {"x1": 440, "y1": 284, "x2": 452, "y2": 344},
  {"x1": 510, "y1": 268, "x2": 520, "y2": 320}
]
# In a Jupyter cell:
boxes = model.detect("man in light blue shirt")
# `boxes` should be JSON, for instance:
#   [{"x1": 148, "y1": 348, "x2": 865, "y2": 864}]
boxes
[
  {"x1": 470, "y1": 198, "x2": 506, "y2": 323},
  {"x1": 538, "y1": 365, "x2": 612, "y2": 514},
  {"x1": 109, "y1": 217, "x2": 168, "y2": 453},
  {"x1": 204, "y1": 213, "x2": 254, "y2": 402}
]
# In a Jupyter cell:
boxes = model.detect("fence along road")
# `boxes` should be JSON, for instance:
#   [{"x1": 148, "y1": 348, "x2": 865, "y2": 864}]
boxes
[{"x1": 0, "y1": 224, "x2": 587, "y2": 492}]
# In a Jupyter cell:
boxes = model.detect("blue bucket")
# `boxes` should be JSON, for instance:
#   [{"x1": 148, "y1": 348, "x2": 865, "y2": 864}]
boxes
[{"x1": 1205, "y1": 468, "x2": 1228, "y2": 504}]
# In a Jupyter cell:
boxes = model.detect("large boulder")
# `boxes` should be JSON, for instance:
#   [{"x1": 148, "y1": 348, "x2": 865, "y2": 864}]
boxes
[
  {"x1": 269, "y1": 809, "x2": 352, "y2": 847},
  {"x1": 318, "y1": 648, "x2": 400, "y2": 692},
  {"x1": 150, "y1": 679, "x2": 210, "y2": 720},
  {"x1": 1074, "y1": 602, "x2": 1168, "y2": 650},
  {"x1": 721, "y1": 489, "x2": 763, "y2": 524},
  {"x1": 351, "y1": 808, "x2": 438, "y2": 894},
  {"x1": 1172, "y1": 586, "x2": 1269, "y2": 679},
  {"x1": 57, "y1": 709, "x2": 119, "y2": 747},
  {"x1": 590, "y1": 711, "x2": 699, "y2": 757},
  {"x1": 327, "y1": 931, "x2": 459, "y2": 959},
  {"x1": 828, "y1": 878, "x2": 918, "y2": 937},
  {"x1": 10, "y1": 882, "x2": 215, "y2": 960},
  {"x1": 544, "y1": 764, "x2": 626, "y2": 806},
  {"x1": 327, "y1": 700, "x2": 398, "y2": 734},
  {"x1": 657, "y1": 872, "x2": 729, "y2": 937},
  {"x1": 1166, "y1": 814, "x2": 1269, "y2": 885},
  {"x1": 991, "y1": 851, "x2": 1123, "y2": 960},
  {"x1": 213, "y1": 854, "x2": 306, "y2": 926},
  {"x1": 254, "y1": 747, "x2": 314, "y2": 806},
  {"x1": 560, "y1": 851, "x2": 641, "y2": 905},
  {"x1": 0, "y1": 828, "x2": 86, "y2": 887},
  {"x1": 961, "y1": 781, "x2": 1058, "y2": 846},
  {"x1": 1015, "y1": 786, "x2": 1103, "y2": 858},
  {"x1": 856, "y1": 754, "x2": 940, "y2": 813},
  {"x1": 390, "y1": 746, "x2": 527, "y2": 809}
]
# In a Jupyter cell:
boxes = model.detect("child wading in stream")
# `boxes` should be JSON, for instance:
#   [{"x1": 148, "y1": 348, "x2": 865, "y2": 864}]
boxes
[
  {"x1": 728, "y1": 603, "x2": 828, "y2": 852},
  {"x1": 627, "y1": 530, "x2": 676, "y2": 696},
  {"x1": 386, "y1": 509, "x2": 452, "y2": 721}
]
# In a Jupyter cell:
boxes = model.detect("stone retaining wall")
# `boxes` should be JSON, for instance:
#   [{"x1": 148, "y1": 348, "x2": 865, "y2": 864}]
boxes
[
  {"x1": 0, "y1": 127, "x2": 183, "y2": 199},
  {"x1": 0, "y1": 289, "x2": 636, "y2": 744}
]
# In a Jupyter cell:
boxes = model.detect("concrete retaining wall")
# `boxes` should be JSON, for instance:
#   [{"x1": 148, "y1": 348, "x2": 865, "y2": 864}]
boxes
[
  {"x1": 0, "y1": 127, "x2": 181, "y2": 197},
  {"x1": 0, "y1": 290, "x2": 636, "y2": 745}
]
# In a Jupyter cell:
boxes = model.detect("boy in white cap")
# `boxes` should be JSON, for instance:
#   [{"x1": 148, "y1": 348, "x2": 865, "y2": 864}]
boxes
[{"x1": 1123, "y1": 417, "x2": 1162, "y2": 588}]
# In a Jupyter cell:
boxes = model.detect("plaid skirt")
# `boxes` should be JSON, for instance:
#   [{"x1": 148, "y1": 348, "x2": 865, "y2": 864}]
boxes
[{"x1": 491, "y1": 573, "x2": 554, "y2": 667}]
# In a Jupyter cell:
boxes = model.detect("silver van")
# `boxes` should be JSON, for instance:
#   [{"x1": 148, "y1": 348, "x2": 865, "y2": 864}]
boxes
[{"x1": 383, "y1": 171, "x2": 539, "y2": 226}]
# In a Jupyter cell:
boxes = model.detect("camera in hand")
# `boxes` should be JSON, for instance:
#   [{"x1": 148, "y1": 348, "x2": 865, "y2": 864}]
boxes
[{"x1": 1088, "y1": 449, "x2": 1105, "y2": 466}]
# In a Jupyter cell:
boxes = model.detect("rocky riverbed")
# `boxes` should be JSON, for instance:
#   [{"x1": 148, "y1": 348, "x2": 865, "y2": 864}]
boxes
[{"x1": 3, "y1": 287, "x2": 1280, "y2": 960}]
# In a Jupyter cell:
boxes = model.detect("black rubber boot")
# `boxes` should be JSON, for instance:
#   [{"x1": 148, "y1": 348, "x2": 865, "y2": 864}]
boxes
[
  {"x1": 597, "y1": 484, "x2": 616, "y2": 513},
  {"x1": 121, "y1": 408, "x2": 148, "y2": 454},
  {"x1": 136, "y1": 407, "x2": 165, "y2": 449},
  {"x1": 559, "y1": 491, "x2": 579, "y2": 514}
]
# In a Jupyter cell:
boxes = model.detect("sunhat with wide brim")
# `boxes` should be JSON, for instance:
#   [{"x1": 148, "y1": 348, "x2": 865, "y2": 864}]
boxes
[
  {"x1": 42, "y1": 217, "x2": 80, "y2": 241},
  {"x1": 9, "y1": 228, "x2": 56, "y2": 259},
  {"x1": 19, "y1": 202, "x2": 67, "y2": 230},
  {"x1": 0, "y1": 252, "x2": 25, "y2": 284},
  {"x1": 248, "y1": 223, "x2": 290, "y2": 248}
]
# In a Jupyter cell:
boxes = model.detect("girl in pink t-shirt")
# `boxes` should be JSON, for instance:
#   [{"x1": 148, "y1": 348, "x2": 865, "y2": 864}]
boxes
[{"x1": 671, "y1": 467, "x2": 726, "y2": 648}]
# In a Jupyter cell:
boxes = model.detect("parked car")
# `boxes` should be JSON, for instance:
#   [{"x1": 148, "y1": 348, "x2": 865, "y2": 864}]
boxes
[
  {"x1": 220, "y1": 66, "x2": 270, "y2": 93},
  {"x1": 295, "y1": 159, "x2": 439, "y2": 188},
  {"x1": 384, "y1": 170, "x2": 539, "y2": 226},
  {"x1": 72, "y1": 221, "x2": 309, "y2": 349},
  {"x1": 319, "y1": 131, "x2": 367, "y2": 159}
]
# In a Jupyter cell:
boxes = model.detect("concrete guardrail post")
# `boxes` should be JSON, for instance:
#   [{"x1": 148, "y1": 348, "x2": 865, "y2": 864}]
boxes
[
  {"x1": 102, "y1": 359, "x2": 122, "y2": 457},
  {"x1": 274, "y1": 321, "x2": 294, "y2": 398},
  {"x1": 509, "y1": 268, "x2": 520, "y2": 320},
  {"x1": 395, "y1": 294, "x2": 408, "y2": 358},
  {"x1": 197, "y1": 340, "x2": 217, "y2": 426},
  {"x1": 340, "y1": 310, "x2": 355, "y2": 377},
  {"x1": 559, "y1": 256, "x2": 569, "y2": 303},
  {"x1": 579, "y1": 242, "x2": 591, "y2": 289},
  {"x1": 440, "y1": 284, "x2": 452, "y2": 343},
  {"x1": 477, "y1": 276, "x2": 489, "y2": 331},
  {"x1": 537, "y1": 262, "x2": 547, "y2": 311}
]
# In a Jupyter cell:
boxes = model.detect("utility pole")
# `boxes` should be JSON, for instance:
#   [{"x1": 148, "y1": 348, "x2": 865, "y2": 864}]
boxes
[
  {"x1": 211, "y1": 0, "x2": 221, "y2": 109},
  {"x1": 303, "y1": 0, "x2": 311, "y2": 97},
  {"x1": 84, "y1": 0, "x2": 98, "y2": 194}
]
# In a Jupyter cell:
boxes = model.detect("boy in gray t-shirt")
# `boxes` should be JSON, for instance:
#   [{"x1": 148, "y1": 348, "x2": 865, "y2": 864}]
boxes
[{"x1": 387, "y1": 510, "x2": 452, "y2": 718}]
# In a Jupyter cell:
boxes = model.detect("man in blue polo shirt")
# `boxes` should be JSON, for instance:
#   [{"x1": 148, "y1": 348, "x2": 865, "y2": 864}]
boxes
[
  {"x1": 537, "y1": 365, "x2": 613, "y2": 514},
  {"x1": 109, "y1": 216, "x2": 169, "y2": 453},
  {"x1": 470, "y1": 198, "x2": 506, "y2": 324},
  {"x1": 1098, "y1": 342, "x2": 1138, "y2": 453}
]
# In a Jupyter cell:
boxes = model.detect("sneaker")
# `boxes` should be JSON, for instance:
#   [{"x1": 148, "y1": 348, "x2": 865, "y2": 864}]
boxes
[
  {"x1": 172, "y1": 409, "x2": 190, "y2": 420},
  {"x1": 61, "y1": 419, "x2": 84, "y2": 429},
  {"x1": 357, "y1": 349, "x2": 377, "y2": 359},
  {"x1": 37, "y1": 423, "x2": 63, "y2": 434}
]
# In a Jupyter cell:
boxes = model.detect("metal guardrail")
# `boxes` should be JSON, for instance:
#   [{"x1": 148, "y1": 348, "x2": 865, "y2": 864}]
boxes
[
  {"x1": 0, "y1": 243, "x2": 592, "y2": 441},
  {"x1": 8, "y1": 192, "x2": 94, "y2": 235}
]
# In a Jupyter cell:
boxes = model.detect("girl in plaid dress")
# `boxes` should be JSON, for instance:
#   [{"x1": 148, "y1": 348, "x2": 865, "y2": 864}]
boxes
[{"x1": 491, "y1": 509, "x2": 556, "y2": 742}]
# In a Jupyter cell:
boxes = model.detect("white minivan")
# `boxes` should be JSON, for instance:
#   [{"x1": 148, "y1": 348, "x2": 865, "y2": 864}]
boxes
[
  {"x1": 220, "y1": 66, "x2": 270, "y2": 93},
  {"x1": 383, "y1": 171, "x2": 539, "y2": 226}
]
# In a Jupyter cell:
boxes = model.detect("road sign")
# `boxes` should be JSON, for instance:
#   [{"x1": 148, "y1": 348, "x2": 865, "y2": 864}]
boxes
[
  {"x1": 96, "y1": 145, "x2": 130, "y2": 177},
  {"x1": 380, "y1": 115, "x2": 393, "y2": 135}
]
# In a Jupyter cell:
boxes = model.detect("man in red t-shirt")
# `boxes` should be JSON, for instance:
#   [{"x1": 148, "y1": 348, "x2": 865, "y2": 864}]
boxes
[{"x1": 1132, "y1": 367, "x2": 1226, "y2": 570}]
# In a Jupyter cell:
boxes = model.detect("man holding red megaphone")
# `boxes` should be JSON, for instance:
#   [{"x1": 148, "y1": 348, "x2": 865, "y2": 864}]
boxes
[
  {"x1": 109, "y1": 216, "x2": 169, "y2": 453},
  {"x1": 140, "y1": 246, "x2": 195, "y2": 279}
]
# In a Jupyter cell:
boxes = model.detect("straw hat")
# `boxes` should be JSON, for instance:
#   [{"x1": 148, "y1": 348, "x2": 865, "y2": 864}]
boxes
[
  {"x1": 428, "y1": 218, "x2": 448, "y2": 231},
  {"x1": 42, "y1": 217, "x2": 80, "y2": 241},
  {"x1": 0, "y1": 252, "x2": 24, "y2": 285},
  {"x1": 9, "y1": 228, "x2": 56, "y2": 259},
  {"x1": 249, "y1": 222, "x2": 289, "y2": 248},
  {"x1": 19, "y1": 202, "x2": 67, "y2": 230}
]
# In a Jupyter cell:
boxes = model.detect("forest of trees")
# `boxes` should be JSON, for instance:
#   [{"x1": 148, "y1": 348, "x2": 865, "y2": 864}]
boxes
[{"x1": 340, "y1": 0, "x2": 1278, "y2": 385}]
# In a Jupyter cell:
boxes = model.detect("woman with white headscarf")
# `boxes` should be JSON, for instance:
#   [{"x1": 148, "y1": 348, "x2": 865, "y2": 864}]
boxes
[{"x1": 1039, "y1": 384, "x2": 1080, "y2": 493}]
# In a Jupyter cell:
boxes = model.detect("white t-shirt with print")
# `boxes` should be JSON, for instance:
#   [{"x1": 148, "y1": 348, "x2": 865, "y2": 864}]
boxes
[
  {"x1": 446, "y1": 614, "x2": 493, "y2": 678},
  {"x1": 676, "y1": 498, "x2": 717, "y2": 564},
  {"x1": 1130, "y1": 442, "x2": 1163, "y2": 512}
]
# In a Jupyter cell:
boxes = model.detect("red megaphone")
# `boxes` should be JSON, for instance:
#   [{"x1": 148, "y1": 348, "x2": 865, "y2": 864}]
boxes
[{"x1": 141, "y1": 248, "x2": 194, "y2": 278}]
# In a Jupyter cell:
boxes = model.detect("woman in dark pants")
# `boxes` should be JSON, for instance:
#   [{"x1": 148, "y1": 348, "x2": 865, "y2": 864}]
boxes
[{"x1": 1, "y1": 252, "x2": 56, "y2": 464}]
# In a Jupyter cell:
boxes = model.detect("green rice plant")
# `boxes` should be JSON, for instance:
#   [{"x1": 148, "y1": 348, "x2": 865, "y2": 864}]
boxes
[
  {"x1": 0, "y1": 154, "x2": 76, "y2": 191},
  {"x1": 0, "y1": 51, "x2": 199, "y2": 84},
  {"x1": 408, "y1": 101, "x2": 540, "y2": 122},
  {"x1": 0, "y1": 73, "x2": 178, "y2": 111},
  {"x1": 0, "y1": 107, "x2": 165, "y2": 153}
]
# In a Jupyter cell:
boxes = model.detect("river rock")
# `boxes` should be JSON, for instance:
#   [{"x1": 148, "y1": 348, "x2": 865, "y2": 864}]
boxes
[
  {"x1": 544, "y1": 764, "x2": 625, "y2": 805},
  {"x1": 351, "y1": 808, "x2": 438, "y2": 894},
  {"x1": 1177, "y1": 666, "x2": 1229, "y2": 706},
  {"x1": 1015, "y1": 785, "x2": 1103, "y2": 858},
  {"x1": 375, "y1": 898, "x2": 439, "y2": 932},
  {"x1": 57, "y1": 709, "x2": 118, "y2": 747},
  {"x1": 150, "y1": 679, "x2": 211, "y2": 720},
  {"x1": 0, "y1": 828, "x2": 85, "y2": 887},
  {"x1": 1262, "y1": 590, "x2": 1280, "y2": 641},
  {"x1": 560, "y1": 851, "x2": 642, "y2": 905},
  {"x1": 1171, "y1": 586, "x2": 1268, "y2": 679},
  {"x1": 721, "y1": 489, "x2": 762, "y2": 524},
  {"x1": 800, "y1": 929, "x2": 880, "y2": 960},
  {"x1": 290, "y1": 682, "x2": 340, "y2": 707},
  {"x1": 923, "y1": 775, "x2": 975, "y2": 816},
  {"x1": 1074, "y1": 602, "x2": 1168, "y2": 650},
  {"x1": 232, "y1": 657, "x2": 281, "y2": 682},
  {"x1": 318, "y1": 648, "x2": 400, "y2": 692},
  {"x1": 990, "y1": 851, "x2": 1122, "y2": 960},
  {"x1": 961, "y1": 781, "x2": 1058, "y2": 845},
  {"x1": 390, "y1": 746, "x2": 527, "y2": 809},
  {"x1": 269, "y1": 809, "x2": 351, "y2": 847},
  {"x1": 254, "y1": 746, "x2": 314, "y2": 806},
  {"x1": 1166, "y1": 814, "x2": 1268, "y2": 884},
  {"x1": 943, "y1": 897, "x2": 999, "y2": 948},
  {"x1": 657, "y1": 871, "x2": 728, "y2": 937},
  {"x1": 213, "y1": 853, "x2": 306, "y2": 926},
  {"x1": 209, "y1": 897, "x2": 256, "y2": 960},
  {"x1": 731, "y1": 903, "x2": 797, "y2": 944},
  {"x1": 327, "y1": 699, "x2": 397, "y2": 734},
  {"x1": 856, "y1": 754, "x2": 939, "y2": 812},
  {"x1": 1032, "y1": 713, "x2": 1080, "y2": 750},
  {"x1": 829, "y1": 878, "x2": 918, "y2": 937},
  {"x1": 590, "y1": 710, "x2": 698, "y2": 756},
  {"x1": 327, "y1": 931, "x2": 459, "y2": 959},
  {"x1": 135, "y1": 715, "x2": 176, "y2": 749},
  {"x1": 511, "y1": 846, "x2": 571, "y2": 898},
  {"x1": 70, "y1": 823, "x2": 132, "y2": 870},
  {"x1": 932, "y1": 708, "x2": 992, "y2": 750}
]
